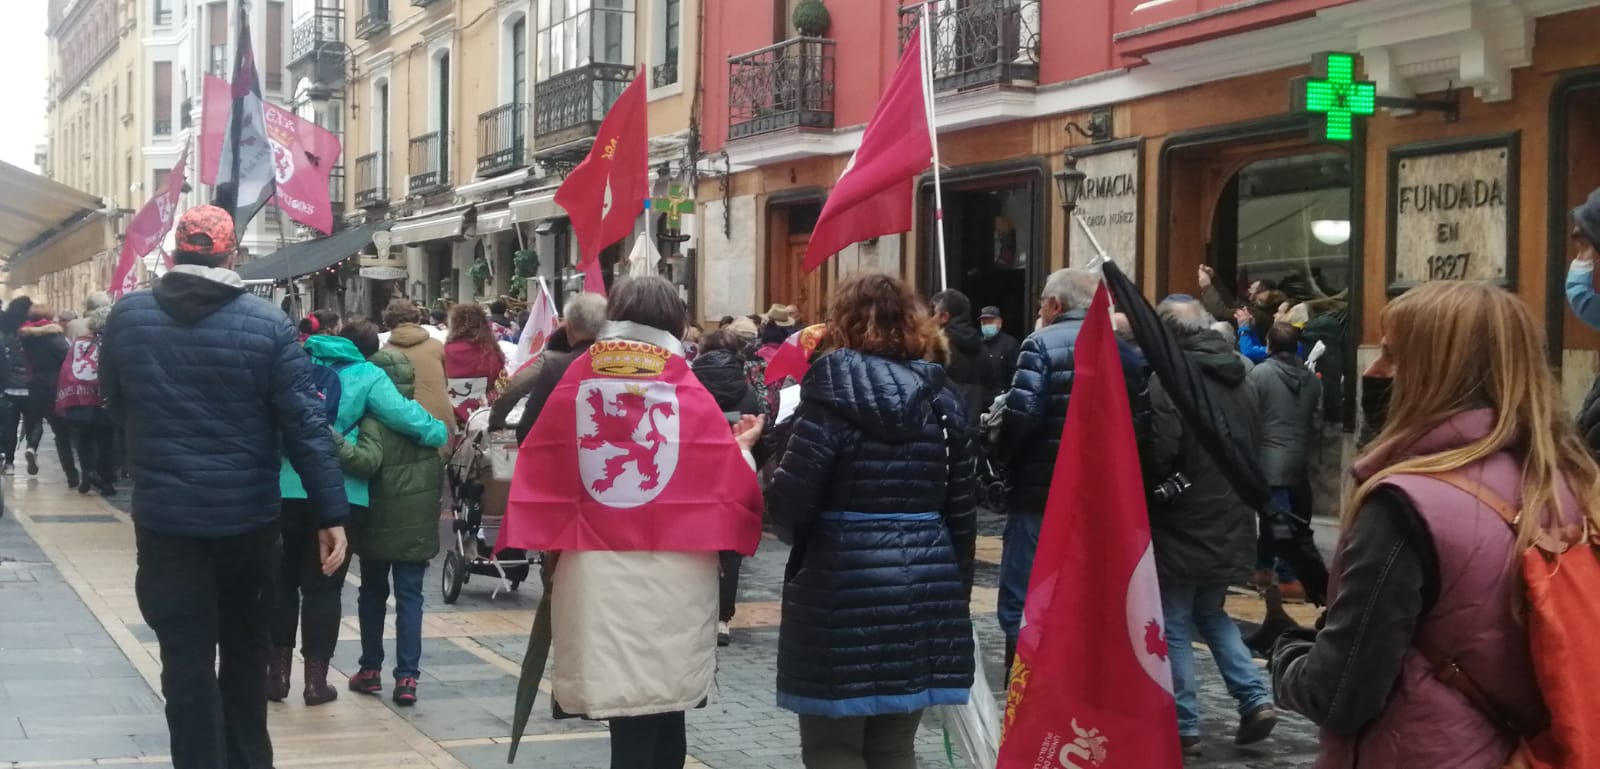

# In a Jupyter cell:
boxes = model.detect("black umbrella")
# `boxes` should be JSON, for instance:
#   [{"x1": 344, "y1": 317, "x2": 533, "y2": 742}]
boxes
[{"x1": 1102, "y1": 262, "x2": 1327, "y2": 605}]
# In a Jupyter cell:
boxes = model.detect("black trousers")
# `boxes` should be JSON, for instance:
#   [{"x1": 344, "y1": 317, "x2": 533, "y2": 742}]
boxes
[
  {"x1": 270, "y1": 499, "x2": 353, "y2": 659},
  {"x1": 135, "y1": 524, "x2": 278, "y2": 769},
  {"x1": 718, "y1": 550, "x2": 742, "y2": 623},
  {"x1": 0, "y1": 392, "x2": 23, "y2": 463},
  {"x1": 798, "y1": 712, "x2": 924, "y2": 769},
  {"x1": 610, "y1": 711, "x2": 687, "y2": 769},
  {"x1": 23, "y1": 391, "x2": 74, "y2": 475},
  {"x1": 66, "y1": 408, "x2": 115, "y2": 487}
]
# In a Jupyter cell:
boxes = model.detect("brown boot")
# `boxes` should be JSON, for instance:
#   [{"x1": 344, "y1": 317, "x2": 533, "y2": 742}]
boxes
[
  {"x1": 302, "y1": 657, "x2": 339, "y2": 706},
  {"x1": 266, "y1": 648, "x2": 292, "y2": 702}
]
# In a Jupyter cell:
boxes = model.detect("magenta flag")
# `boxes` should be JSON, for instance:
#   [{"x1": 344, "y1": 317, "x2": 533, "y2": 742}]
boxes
[
  {"x1": 112, "y1": 143, "x2": 190, "y2": 297},
  {"x1": 202, "y1": 74, "x2": 343, "y2": 234}
]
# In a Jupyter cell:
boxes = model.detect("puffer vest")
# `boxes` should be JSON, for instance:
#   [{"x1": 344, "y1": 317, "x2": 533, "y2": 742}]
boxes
[{"x1": 1322, "y1": 409, "x2": 1566, "y2": 769}]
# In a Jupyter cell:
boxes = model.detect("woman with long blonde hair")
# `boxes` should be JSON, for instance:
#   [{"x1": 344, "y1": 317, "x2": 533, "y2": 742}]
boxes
[{"x1": 1271, "y1": 280, "x2": 1600, "y2": 769}]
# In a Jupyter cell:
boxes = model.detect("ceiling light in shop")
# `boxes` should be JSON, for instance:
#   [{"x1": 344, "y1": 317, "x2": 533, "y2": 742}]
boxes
[{"x1": 1311, "y1": 219, "x2": 1351, "y2": 246}]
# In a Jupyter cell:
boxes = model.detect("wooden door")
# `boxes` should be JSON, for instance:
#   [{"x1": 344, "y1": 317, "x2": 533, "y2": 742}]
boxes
[{"x1": 787, "y1": 235, "x2": 827, "y2": 326}]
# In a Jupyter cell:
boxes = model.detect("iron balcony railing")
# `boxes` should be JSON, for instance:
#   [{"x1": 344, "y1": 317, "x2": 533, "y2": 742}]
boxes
[
  {"x1": 408, "y1": 132, "x2": 449, "y2": 195},
  {"x1": 356, "y1": 1, "x2": 390, "y2": 40},
  {"x1": 290, "y1": 10, "x2": 344, "y2": 70},
  {"x1": 477, "y1": 103, "x2": 529, "y2": 177},
  {"x1": 355, "y1": 152, "x2": 388, "y2": 208},
  {"x1": 898, "y1": 0, "x2": 1040, "y2": 93},
  {"x1": 533, "y1": 63, "x2": 634, "y2": 147},
  {"x1": 727, "y1": 37, "x2": 835, "y2": 141},
  {"x1": 652, "y1": 59, "x2": 679, "y2": 89}
]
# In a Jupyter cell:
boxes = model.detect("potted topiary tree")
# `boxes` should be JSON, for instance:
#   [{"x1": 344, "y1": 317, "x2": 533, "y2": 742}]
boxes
[{"x1": 792, "y1": 0, "x2": 830, "y2": 37}]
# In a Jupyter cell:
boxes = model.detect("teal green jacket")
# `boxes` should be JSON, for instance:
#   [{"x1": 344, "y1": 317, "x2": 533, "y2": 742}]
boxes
[
  {"x1": 280, "y1": 334, "x2": 447, "y2": 508},
  {"x1": 336, "y1": 350, "x2": 443, "y2": 563}
]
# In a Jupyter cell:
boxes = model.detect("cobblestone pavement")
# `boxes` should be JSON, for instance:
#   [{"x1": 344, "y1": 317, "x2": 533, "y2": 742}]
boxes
[{"x1": 0, "y1": 449, "x2": 1326, "y2": 768}]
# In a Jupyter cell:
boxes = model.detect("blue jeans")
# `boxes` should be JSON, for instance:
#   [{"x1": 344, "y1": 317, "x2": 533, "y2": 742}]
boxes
[
  {"x1": 997, "y1": 511, "x2": 1044, "y2": 641},
  {"x1": 1159, "y1": 580, "x2": 1271, "y2": 737},
  {"x1": 357, "y1": 559, "x2": 427, "y2": 680}
]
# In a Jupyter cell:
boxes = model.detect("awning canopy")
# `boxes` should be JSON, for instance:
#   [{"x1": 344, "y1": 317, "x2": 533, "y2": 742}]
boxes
[
  {"x1": 391, "y1": 205, "x2": 474, "y2": 246},
  {"x1": 235, "y1": 223, "x2": 392, "y2": 282},
  {"x1": 510, "y1": 188, "x2": 561, "y2": 223},
  {"x1": 0, "y1": 162, "x2": 112, "y2": 282}
]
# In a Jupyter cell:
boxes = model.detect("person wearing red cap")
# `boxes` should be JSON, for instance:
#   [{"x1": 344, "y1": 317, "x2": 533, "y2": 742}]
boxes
[{"x1": 100, "y1": 204, "x2": 350, "y2": 769}]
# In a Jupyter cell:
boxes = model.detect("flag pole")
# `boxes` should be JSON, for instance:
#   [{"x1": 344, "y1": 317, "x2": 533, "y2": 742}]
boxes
[{"x1": 919, "y1": 0, "x2": 949, "y2": 292}]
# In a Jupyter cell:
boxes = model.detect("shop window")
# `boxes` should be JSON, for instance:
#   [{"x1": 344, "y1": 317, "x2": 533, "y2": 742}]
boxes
[{"x1": 1217, "y1": 152, "x2": 1353, "y2": 302}]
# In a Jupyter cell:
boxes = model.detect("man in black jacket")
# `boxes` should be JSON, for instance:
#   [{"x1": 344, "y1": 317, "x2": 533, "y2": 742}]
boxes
[
  {"x1": 101, "y1": 205, "x2": 349, "y2": 769},
  {"x1": 978, "y1": 305, "x2": 1020, "y2": 405},
  {"x1": 1140, "y1": 296, "x2": 1277, "y2": 754},
  {"x1": 931, "y1": 289, "x2": 992, "y2": 424}
]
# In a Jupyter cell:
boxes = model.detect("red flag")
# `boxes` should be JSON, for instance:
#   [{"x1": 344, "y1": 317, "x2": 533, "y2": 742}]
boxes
[
  {"x1": 998, "y1": 286, "x2": 1181, "y2": 769},
  {"x1": 803, "y1": 28, "x2": 932, "y2": 273},
  {"x1": 764, "y1": 323, "x2": 827, "y2": 386},
  {"x1": 112, "y1": 143, "x2": 190, "y2": 297},
  {"x1": 201, "y1": 75, "x2": 342, "y2": 234},
  {"x1": 554, "y1": 72, "x2": 649, "y2": 298},
  {"x1": 499, "y1": 339, "x2": 763, "y2": 555}
]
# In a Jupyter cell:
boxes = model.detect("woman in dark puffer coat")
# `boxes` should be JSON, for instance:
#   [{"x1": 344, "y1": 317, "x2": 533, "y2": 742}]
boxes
[{"x1": 768, "y1": 272, "x2": 977, "y2": 769}]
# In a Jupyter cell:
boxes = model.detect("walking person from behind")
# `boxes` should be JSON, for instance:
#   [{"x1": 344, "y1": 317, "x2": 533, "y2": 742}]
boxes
[
  {"x1": 1274, "y1": 281, "x2": 1599, "y2": 768},
  {"x1": 380, "y1": 299, "x2": 454, "y2": 435},
  {"x1": 769, "y1": 272, "x2": 978, "y2": 769},
  {"x1": 0, "y1": 299, "x2": 29, "y2": 473},
  {"x1": 19, "y1": 303, "x2": 76, "y2": 483},
  {"x1": 331, "y1": 320, "x2": 445, "y2": 706},
  {"x1": 270, "y1": 314, "x2": 447, "y2": 706},
  {"x1": 931, "y1": 289, "x2": 992, "y2": 427},
  {"x1": 1247, "y1": 322, "x2": 1321, "y2": 601},
  {"x1": 1140, "y1": 296, "x2": 1277, "y2": 754},
  {"x1": 100, "y1": 205, "x2": 350, "y2": 769},
  {"x1": 445, "y1": 303, "x2": 507, "y2": 424},
  {"x1": 56, "y1": 292, "x2": 118, "y2": 496}
]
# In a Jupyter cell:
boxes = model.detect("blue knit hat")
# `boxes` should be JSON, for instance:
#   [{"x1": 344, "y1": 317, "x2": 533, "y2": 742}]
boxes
[{"x1": 1573, "y1": 188, "x2": 1600, "y2": 247}]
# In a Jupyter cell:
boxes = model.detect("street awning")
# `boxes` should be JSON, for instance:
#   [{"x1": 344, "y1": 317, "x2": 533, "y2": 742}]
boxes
[
  {"x1": 392, "y1": 205, "x2": 474, "y2": 245},
  {"x1": 477, "y1": 207, "x2": 514, "y2": 235},
  {"x1": 235, "y1": 222, "x2": 392, "y2": 282},
  {"x1": 510, "y1": 189, "x2": 561, "y2": 223},
  {"x1": 0, "y1": 162, "x2": 112, "y2": 282}
]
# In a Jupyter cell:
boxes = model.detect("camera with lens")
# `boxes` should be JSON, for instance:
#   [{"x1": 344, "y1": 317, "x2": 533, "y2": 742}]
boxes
[{"x1": 1151, "y1": 472, "x2": 1192, "y2": 503}]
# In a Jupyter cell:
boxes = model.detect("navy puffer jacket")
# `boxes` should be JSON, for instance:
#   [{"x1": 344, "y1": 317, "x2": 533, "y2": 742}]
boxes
[
  {"x1": 1002, "y1": 310, "x2": 1085, "y2": 513},
  {"x1": 768, "y1": 349, "x2": 977, "y2": 717},
  {"x1": 102, "y1": 267, "x2": 349, "y2": 537}
]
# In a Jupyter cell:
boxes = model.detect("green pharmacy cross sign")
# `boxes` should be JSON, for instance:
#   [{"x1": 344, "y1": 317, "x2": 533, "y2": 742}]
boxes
[
  {"x1": 1304, "y1": 53, "x2": 1375, "y2": 141},
  {"x1": 1291, "y1": 52, "x2": 1458, "y2": 142}
]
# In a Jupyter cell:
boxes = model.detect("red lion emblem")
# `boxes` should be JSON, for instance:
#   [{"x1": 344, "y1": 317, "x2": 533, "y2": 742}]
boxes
[
  {"x1": 1144, "y1": 618, "x2": 1169, "y2": 661},
  {"x1": 581, "y1": 388, "x2": 675, "y2": 493}
]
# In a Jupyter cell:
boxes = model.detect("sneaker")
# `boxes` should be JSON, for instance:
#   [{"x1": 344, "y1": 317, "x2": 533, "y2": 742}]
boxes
[
  {"x1": 24, "y1": 449, "x2": 37, "y2": 476},
  {"x1": 393, "y1": 677, "x2": 418, "y2": 706},
  {"x1": 717, "y1": 621, "x2": 731, "y2": 647},
  {"x1": 348, "y1": 669, "x2": 382, "y2": 695},
  {"x1": 1180, "y1": 735, "x2": 1203, "y2": 756},
  {"x1": 1235, "y1": 704, "x2": 1279, "y2": 745}
]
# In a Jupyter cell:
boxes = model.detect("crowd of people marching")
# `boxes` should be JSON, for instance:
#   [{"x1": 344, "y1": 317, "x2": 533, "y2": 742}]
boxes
[{"x1": 14, "y1": 200, "x2": 1600, "y2": 769}]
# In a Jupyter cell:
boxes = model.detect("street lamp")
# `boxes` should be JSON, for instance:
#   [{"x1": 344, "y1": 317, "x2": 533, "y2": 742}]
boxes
[{"x1": 1054, "y1": 152, "x2": 1086, "y2": 264}]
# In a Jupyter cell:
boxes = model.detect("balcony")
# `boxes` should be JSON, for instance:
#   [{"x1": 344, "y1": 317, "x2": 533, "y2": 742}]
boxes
[
  {"x1": 329, "y1": 165, "x2": 346, "y2": 219},
  {"x1": 355, "y1": 153, "x2": 388, "y2": 208},
  {"x1": 899, "y1": 0, "x2": 1040, "y2": 93},
  {"x1": 652, "y1": 59, "x2": 679, "y2": 89},
  {"x1": 355, "y1": 2, "x2": 390, "y2": 40},
  {"x1": 289, "y1": 10, "x2": 347, "y2": 87},
  {"x1": 533, "y1": 63, "x2": 634, "y2": 148},
  {"x1": 477, "y1": 103, "x2": 529, "y2": 177},
  {"x1": 408, "y1": 132, "x2": 449, "y2": 195},
  {"x1": 728, "y1": 38, "x2": 835, "y2": 142},
  {"x1": 179, "y1": 98, "x2": 192, "y2": 129}
]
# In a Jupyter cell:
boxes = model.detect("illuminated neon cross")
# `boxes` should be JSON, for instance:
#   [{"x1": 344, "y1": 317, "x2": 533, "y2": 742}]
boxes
[{"x1": 1303, "y1": 53, "x2": 1377, "y2": 142}]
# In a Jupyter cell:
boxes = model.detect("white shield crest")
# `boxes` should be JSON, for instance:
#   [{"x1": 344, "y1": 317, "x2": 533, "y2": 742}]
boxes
[
  {"x1": 1124, "y1": 543, "x2": 1175, "y2": 695},
  {"x1": 575, "y1": 379, "x2": 680, "y2": 508}
]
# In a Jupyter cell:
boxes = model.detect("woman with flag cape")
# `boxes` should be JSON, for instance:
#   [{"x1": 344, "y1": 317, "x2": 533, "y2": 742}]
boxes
[{"x1": 499, "y1": 277, "x2": 764, "y2": 768}]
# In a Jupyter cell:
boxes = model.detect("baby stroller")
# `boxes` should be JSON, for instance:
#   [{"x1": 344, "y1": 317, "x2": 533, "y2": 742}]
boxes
[
  {"x1": 442, "y1": 407, "x2": 538, "y2": 603},
  {"x1": 977, "y1": 393, "x2": 1011, "y2": 508}
]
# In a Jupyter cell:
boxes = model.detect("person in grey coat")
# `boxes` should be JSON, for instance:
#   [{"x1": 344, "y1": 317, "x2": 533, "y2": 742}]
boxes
[{"x1": 1247, "y1": 323, "x2": 1321, "y2": 597}]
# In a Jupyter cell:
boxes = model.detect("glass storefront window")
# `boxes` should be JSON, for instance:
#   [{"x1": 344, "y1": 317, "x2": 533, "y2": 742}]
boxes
[{"x1": 1229, "y1": 152, "x2": 1352, "y2": 302}]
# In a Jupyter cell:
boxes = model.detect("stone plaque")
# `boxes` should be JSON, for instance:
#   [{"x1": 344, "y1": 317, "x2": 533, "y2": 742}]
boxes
[
  {"x1": 1388, "y1": 136, "x2": 1517, "y2": 292},
  {"x1": 1069, "y1": 145, "x2": 1141, "y2": 279}
]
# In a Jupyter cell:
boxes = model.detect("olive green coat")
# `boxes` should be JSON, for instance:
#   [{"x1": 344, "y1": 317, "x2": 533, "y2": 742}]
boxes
[{"x1": 338, "y1": 349, "x2": 444, "y2": 563}]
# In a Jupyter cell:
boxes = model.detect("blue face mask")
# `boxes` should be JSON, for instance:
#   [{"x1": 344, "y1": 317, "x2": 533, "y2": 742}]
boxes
[{"x1": 981, "y1": 324, "x2": 1000, "y2": 339}]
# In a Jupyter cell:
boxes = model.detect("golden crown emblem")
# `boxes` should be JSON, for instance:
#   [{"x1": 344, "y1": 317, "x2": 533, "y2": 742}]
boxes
[{"x1": 590, "y1": 340, "x2": 670, "y2": 378}]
